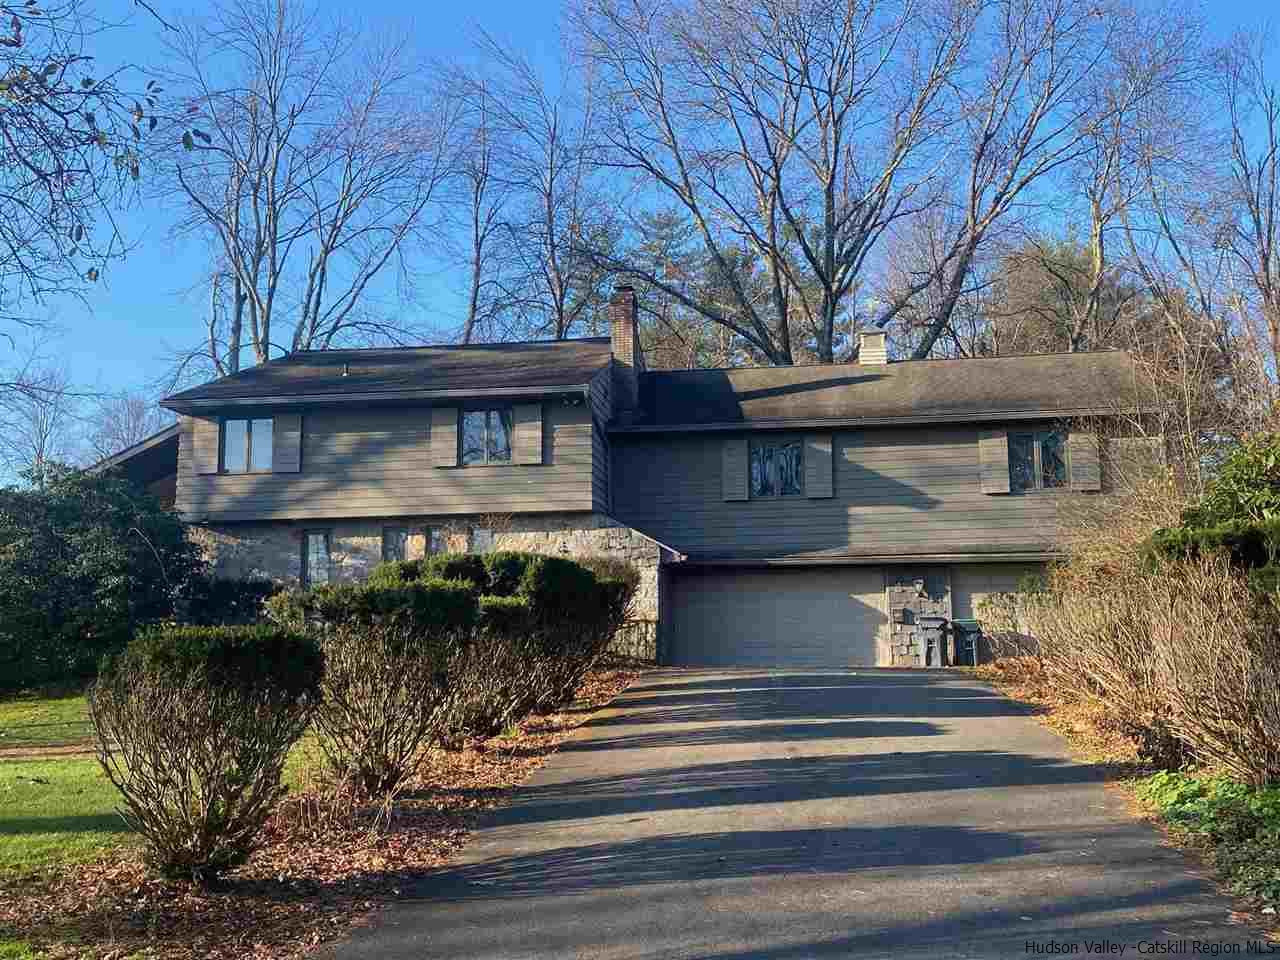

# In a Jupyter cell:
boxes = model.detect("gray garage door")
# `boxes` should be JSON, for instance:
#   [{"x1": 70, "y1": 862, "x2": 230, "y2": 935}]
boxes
[{"x1": 666, "y1": 567, "x2": 886, "y2": 667}]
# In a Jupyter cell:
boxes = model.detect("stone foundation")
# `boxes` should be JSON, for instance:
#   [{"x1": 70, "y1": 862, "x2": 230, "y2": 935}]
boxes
[{"x1": 188, "y1": 511, "x2": 664, "y2": 660}]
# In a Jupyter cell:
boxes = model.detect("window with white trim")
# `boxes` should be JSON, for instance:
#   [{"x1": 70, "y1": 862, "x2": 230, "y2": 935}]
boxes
[{"x1": 460, "y1": 408, "x2": 513, "y2": 465}]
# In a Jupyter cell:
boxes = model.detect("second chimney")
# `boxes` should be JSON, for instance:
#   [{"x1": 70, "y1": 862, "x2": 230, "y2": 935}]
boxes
[
  {"x1": 858, "y1": 329, "x2": 888, "y2": 365},
  {"x1": 609, "y1": 285, "x2": 644, "y2": 414}
]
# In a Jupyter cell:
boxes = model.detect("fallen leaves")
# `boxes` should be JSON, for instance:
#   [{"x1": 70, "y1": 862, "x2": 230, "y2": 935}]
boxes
[{"x1": 0, "y1": 662, "x2": 643, "y2": 960}]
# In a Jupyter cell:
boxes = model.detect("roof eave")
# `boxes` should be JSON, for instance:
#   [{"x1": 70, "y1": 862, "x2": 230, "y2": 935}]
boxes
[
  {"x1": 609, "y1": 406, "x2": 1133, "y2": 434},
  {"x1": 87, "y1": 423, "x2": 181, "y2": 474},
  {"x1": 161, "y1": 383, "x2": 594, "y2": 413}
]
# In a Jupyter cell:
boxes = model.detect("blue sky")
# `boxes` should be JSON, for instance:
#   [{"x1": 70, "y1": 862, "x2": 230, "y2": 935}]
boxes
[{"x1": 8, "y1": 0, "x2": 1276, "y2": 400}]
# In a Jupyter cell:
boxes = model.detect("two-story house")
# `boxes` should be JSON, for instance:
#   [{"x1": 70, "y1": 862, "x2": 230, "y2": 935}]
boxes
[{"x1": 116, "y1": 287, "x2": 1138, "y2": 668}]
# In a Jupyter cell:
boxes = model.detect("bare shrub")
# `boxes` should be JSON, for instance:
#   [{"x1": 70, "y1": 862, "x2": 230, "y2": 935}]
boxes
[
  {"x1": 1149, "y1": 556, "x2": 1280, "y2": 787},
  {"x1": 313, "y1": 619, "x2": 460, "y2": 799},
  {"x1": 89, "y1": 625, "x2": 322, "y2": 884},
  {"x1": 1021, "y1": 566, "x2": 1188, "y2": 768}
]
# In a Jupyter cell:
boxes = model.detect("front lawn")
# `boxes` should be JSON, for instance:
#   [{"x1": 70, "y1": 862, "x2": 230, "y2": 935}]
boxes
[
  {"x1": 0, "y1": 694, "x2": 92, "y2": 749},
  {"x1": 0, "y1": 757, "x2": 130, "y2": 876}
]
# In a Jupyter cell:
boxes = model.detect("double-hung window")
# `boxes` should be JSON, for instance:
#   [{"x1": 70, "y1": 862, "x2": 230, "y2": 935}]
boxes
[
  {"x1": 749, "y1": 438, "x2": 804, "y2": 498},
  {"x1": 222, "y1": 418, "x2": 273, "y2": 473},
  {"x1": 1009, "y1": 430, "x2": 1066, "y2": 493},
  {"x1": 460, "y1": 408, "x2": 513, "y2": 466}
]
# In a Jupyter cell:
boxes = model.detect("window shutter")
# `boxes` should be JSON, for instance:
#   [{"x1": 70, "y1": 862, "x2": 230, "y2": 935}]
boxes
[
  {"x1": 1068, "y1": 432, "x2": 1101, "y2": 492},
  {"x1": 431, "y1": 406, "x2": 458, "y2": 468},
  {"x1": 273, "y1": 414, "x2": 302, "y2": 473},
  {"x1": 192, "y1": 416, "x2": 220, "y2": 475},
  {"x1": 805, "y1": 433, "x2": 834, "y2": 498},
  {"x1": 978, "y1": 430, "x2": 1010, "y2": 494},
  {"x1": 513, "y1": 403, "x2": 543, "y2": 465},
  {"x1": 722, "y1": 435, "x2": 748, "y2": 501}
]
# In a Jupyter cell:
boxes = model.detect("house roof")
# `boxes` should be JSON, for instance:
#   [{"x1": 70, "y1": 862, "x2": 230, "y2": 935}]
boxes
[
  {"x1": 161, "y1": 338, "x2": 614, "y2": 412},
  {"x1": 88, "y1": 423, "x2": 180, "y2": 485},
  {"x1": 620, "y1": 350, "x2": 1137, "y2": 432}
]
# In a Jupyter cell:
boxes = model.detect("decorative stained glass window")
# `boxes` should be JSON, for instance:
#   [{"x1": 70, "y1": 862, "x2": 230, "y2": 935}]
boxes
[
  {"x1": 1009, "y1": 430, "x2": 1067, "y2": 493},
  {"x1": 749, "y1": 439, "x2": 804, "y2": 498}
]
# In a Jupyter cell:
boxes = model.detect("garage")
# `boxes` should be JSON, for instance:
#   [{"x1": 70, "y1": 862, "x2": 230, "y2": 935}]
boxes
[{"x1": 664, "y1": 566, "x2": 887, "y2": 667}]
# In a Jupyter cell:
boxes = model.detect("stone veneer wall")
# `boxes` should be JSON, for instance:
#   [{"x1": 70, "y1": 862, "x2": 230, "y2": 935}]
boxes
[{"x1": 187, "y1": 511, "x2": 664, "y2": 660}]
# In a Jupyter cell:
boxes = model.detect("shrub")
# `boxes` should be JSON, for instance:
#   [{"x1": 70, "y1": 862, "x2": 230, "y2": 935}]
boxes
[
  {"x1": 180, "y1": 576, "x2": 280, "y2": 626},
  {"x1": 1020, "y1": 566, "x2": 1187, "y2": 768},
  {"x1": 1148, "y1": 557, "x2": 1280, "y2": 787},
  {"x1": 1138, "y1": 771, "x2": 1280, "y2": 907},
  {"x1": 0, "y1": 466, "x2": 206, "y2": 692},
  {"x1": 1185, "y1": 433, "x2": 1280, "y2": 527},
  {"x1": 313, "y1": 615, "x2": 466, "y2": 798},
  {"x1": 89, "y1": 625, "x2": 322, "y2": 883},
  {"x1": 418, "y1": 553, "x2": 488, "y2": 587}
]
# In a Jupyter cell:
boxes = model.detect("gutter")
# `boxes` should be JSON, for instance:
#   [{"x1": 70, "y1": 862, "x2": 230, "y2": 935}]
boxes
[
  {"x1": 162, "y1": 383, "x2": 594, "y2": 414},
  {"x1": 673, "y1": 551, "x2": 1060, "y2": 568},
  {"x1": 608, "y1": 407, "x2": 1127, "y2": 434}
]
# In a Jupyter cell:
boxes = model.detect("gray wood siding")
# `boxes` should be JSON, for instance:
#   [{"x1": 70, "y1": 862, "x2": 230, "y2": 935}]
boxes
[
  {"x1": 612, "y1": 425, "x2": 1066, "y2": 559},
  {"x1": 273, "y1": 414, "x2": 302, "y2": 473},
  {"x1": 589, "y1": 367, "x2": 612, "y2": 512},
  {"x1": 175, "y1": 403, "x2": 595, "y2": 523}
]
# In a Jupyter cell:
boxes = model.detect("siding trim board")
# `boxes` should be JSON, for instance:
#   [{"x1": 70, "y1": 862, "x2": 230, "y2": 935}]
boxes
[{"x1": 610, "y1": 406, "x2": 1123, "y2": 434}]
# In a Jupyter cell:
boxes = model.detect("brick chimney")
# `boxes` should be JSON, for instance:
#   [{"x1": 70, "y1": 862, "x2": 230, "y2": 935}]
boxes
[
  {"x1": 858, "y1": 329, "x2": 888, "y2": 365},
  {"x1": 609, "y1": 285, "x2": 644, "y2": 414}
]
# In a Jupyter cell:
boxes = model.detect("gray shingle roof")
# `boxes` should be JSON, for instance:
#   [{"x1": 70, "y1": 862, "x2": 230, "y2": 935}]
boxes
[
  {"x1": 628, "y1": 350, "x2": 1137, "y2": 430},
  {"x1": 162, "y1": 338, "x2": 613, "y2": 410}
]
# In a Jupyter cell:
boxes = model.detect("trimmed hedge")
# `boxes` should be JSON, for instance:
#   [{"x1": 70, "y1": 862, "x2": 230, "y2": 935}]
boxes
[
  {"x1": 180, "y1": 576, "x2": 281, "y2": 626},
  {"x1": 287, "y1": 552, "x2": 638, "y2": 737},
  {"x1": 118, "y1": 623, "x2": 324, "y2": 701},
  {"x1": 90, "y1": 624, "x2": 322, "y2": 882}
]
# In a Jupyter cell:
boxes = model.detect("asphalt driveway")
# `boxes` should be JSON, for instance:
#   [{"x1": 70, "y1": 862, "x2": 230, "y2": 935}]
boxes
[{"x1": 331, "y1": 669, "x2": 1258, "y2": 959}]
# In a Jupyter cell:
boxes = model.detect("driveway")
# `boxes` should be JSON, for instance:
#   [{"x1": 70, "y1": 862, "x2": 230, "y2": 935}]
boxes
[{"x1": 332, "y1": 670, "x2": 1257, "y2": 959}]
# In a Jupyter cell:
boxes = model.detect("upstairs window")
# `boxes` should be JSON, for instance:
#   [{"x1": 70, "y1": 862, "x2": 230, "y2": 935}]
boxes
[
  {"x1": 460, "y1": 408, "x2": 513, "y2": 466},
  {"x1": 1009, "y1": 430, "x2": 1066, "y2": 493},
  {"x1": 222, "y1": 418, "x2": 273, "y2": 473},
  {"x1": 749, "y1": 438, "x2": 804, "y2": 498}
]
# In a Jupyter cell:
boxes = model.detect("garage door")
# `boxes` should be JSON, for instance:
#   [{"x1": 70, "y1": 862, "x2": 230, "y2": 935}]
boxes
[{"x1": 666, "y1": 567, "x2": 886, "y2": 667}]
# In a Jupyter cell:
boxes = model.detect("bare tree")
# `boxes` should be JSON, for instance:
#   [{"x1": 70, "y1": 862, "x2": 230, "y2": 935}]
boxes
[
  {"x1": 85, "y1": 391, "x2": 174, "y2": 460},
  {"x1": 0, "y1": 359, "x2": 81, "y2": 480},
  {"x1": 461, "y1": 31, "x2": 615, "y2": 342},
  {"x1": 573, "y1": 0, "x2": 976, "y2": 364},
  {"x1": 0, "y1": 0, "x2": 159, "y2": 327},
  {"x1": 162, "y1": 0, "x2": 459, "y2": 378}
]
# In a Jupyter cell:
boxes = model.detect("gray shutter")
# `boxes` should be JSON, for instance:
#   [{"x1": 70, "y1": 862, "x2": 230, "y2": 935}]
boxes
[
  {"x1": 431, "y1": 406, "x2": 458, "y2": 468},
  {"x1": 978, "y1": 430, "x2": 1010, "y2": 494},
  {"x1": 805, "y1": 433, "x2": 834, "y2": 498},
  {"x1": 272, "y1": 414, "x2": 302, "y2": 473},
  {"x1": 513, "y1": 403, "x2": 543, "y2": 465},
  {"x1": 722, "y1": 435, "x2": 748, "y2": 501},
  {"x1": 1068, "y1": 431, "x2": 1101, "y2": 491},
  {"x1": 192, "y1": 416, "x2": 220, "y2": 475}
]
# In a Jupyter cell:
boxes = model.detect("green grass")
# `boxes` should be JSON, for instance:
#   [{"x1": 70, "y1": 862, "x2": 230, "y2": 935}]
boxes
[
  {"x1": 0, "y1": 694, "x2": 92, "y2": 749},
  {"x1": 0, "y1": 757, "x2": 131, "y2": 876},
  {"x1": 0, "y1": 940, "x2": 39, "y2": 959}
]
